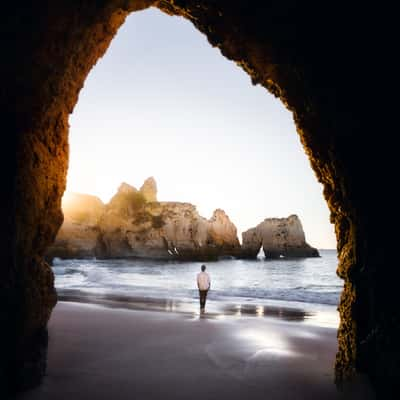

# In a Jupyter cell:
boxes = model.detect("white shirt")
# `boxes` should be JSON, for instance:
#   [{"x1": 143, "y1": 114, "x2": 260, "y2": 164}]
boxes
[{"x1": 197, "y1": 271, "x2": 210, "y2": 291}]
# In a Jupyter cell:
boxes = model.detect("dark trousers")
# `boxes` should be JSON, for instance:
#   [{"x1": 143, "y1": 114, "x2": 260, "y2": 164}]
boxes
[{"x1": 199, "y1": 290, "x2": 208, "y2": 309}]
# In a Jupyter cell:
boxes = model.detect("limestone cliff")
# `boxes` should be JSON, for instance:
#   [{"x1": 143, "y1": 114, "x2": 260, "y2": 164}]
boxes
[
  {"x1": 140, "y1": 176, "x2": 157, "y2": 202},
  {"x1": 46, "y1": 178, "x2": 240, "y2": 261},
  {"x1": 45, "y1": 192, "x2": 105, "y2": 261},
  {"x1": 241, "y1": 215, "x2": 319, "y2": 259}
]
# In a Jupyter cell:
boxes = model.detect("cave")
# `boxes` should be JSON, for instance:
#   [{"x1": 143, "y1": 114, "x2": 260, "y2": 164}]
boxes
[{"x1": 7, "y1": 0, "x2": 398, "y2": 396}]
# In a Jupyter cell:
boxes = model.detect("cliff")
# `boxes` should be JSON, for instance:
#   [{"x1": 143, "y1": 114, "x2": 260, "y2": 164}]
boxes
[
  {"x1": 46, "y1": 178, "x2": 240, "y2": 261},
  {"x1": 45, "y1": 192, "x2": 105, "y2": 261},
  {"x1": 241, "y1": 215, "x2": 319, "y2": 259}
]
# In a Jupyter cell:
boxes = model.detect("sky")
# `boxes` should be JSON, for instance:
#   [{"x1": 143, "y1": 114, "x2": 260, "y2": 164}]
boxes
[{"x1": 66, "y1": 8, "x2": 336, "y2": 249}]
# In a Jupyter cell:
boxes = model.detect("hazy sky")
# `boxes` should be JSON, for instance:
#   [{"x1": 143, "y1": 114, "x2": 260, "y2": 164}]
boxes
[{"x1": 67, "y1": 8, "x2": 336, "y2": 249}]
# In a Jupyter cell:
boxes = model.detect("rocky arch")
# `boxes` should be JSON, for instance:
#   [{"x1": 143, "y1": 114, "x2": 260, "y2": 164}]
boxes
[{"x1": 6, "y1": 0, "x2": 397, "y2": 395}]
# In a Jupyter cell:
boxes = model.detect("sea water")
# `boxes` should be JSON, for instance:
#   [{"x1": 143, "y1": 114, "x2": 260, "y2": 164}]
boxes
[{"x1": 52, "y1": 250, "x2": 341, "y2": 324}]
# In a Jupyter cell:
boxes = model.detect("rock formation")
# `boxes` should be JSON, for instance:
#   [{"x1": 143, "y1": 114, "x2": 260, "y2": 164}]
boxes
[
  {"x1": 241, "y1": 215, "x2": 319, "y2": 259},
  {"x1": 47, "y1": 183, "x2": 319, "y2": 262},
  {"x1": 139, "y1": 176, "x2": 157, "y2": 202},
  {"x1": 45, "y1": 193, "x2": 105, "y2": 261},
  {"x1": 46, "y1": 178, "x2": 241, "y2": 261}
]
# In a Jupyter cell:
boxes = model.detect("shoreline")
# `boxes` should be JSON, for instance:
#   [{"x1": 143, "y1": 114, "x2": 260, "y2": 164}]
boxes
[
  {"x1": 56, "y1": 288, "x2": 339, "y2": 327},
  {"x1": 52, "y1": 249, "x2": 342, "y2": 313},
  {"x1": 17, "y1": 302, "x2": 374, "y2": 400},
  {"x1": 50, "y1": 250, "x2": 331, "y2": 265}
]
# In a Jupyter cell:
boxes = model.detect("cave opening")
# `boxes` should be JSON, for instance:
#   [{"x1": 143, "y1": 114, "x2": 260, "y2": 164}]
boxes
[
  {"x1": 36, "y1": 7, "x2": 349, "y2": 399},
  {"x1": 9, "y1": 1, "x2": 398, "y2": 397},
  {"x1": 51, "y1": 7, "x2": 338, "y2": 324}
]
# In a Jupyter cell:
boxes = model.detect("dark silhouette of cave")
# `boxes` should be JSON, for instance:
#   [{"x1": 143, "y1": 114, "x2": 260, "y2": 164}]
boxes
[{"x1": 5, "y1": 0, "x2": 398, "y2": 397}]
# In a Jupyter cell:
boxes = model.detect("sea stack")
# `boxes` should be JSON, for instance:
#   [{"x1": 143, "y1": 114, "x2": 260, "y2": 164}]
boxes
[
  {"x1": 46, "y1": 178, "x2": 241, "y2": 262},
  {"x1": 241, "y1": 215, "x2": 319, "y2": 259}
]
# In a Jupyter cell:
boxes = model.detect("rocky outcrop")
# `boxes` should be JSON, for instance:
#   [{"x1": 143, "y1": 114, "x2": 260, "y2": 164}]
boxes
[
  {"x1": 240, "y1": 228, "x2": 262, "y2": 259},
  {"x1": 241, "y1": 215, "x2": 319, "y2": 259},
  {"x1": 98, "y1": 201, "x2": 240, "y2": 260},
  {"x1": 46, "y1": 179, "x2": 241, "y2": 261},
  {"x1": 140, "y1": 177, "x2": 157, "y2": 202},
  {"x1": 45, "y1": 193, "x2": 105, "y2": 261},
  {"x1": 47, "y1": 184, "x2": 317, "y2": 262}
]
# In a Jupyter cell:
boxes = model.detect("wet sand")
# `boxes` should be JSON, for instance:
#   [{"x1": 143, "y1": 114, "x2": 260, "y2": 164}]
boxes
[
  {"x1": 56, "y1": 289, "x2": 318, "y2": 323},
  {"x1": 17, "y1": 301, "x2": 375, "y2": 400}
]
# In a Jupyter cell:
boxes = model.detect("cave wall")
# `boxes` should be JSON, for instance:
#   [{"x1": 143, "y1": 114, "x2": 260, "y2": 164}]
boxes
[{"x1": 7, "y1": 0, "x2": 398, "y2": 394}]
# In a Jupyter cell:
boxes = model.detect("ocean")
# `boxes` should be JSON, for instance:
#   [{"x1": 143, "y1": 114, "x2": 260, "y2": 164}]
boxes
[{"x1": 52, "y1": 250, "x2": 342, "y2": 326}]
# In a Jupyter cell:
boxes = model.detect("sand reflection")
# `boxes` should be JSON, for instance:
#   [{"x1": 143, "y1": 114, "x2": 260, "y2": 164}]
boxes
[
  {"x1": 238, "y1": 329, "x2": 296, "y2": 357},
  {"x1": 57, "y1": 289, "x2": 328, "y2": 325},
  {"x1": 221, "y1": 303, "x2": 313, "y2": 322}
]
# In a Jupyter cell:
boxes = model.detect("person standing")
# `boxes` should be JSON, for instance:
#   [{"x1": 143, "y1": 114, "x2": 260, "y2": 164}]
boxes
[{"x1": 197, "y1": 264, "x2": 211, "y2": 312}]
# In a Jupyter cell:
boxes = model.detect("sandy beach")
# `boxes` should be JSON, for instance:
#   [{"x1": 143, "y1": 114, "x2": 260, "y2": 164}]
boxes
[{"x1": 17, "y1": 301, "x2": 375, "y2": 400}]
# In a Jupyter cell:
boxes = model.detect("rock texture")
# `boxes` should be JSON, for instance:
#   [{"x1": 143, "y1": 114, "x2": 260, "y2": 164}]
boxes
[
  {"x1": 140, "y1": 177, "x2": 157, "y2": 202},
  {"x1": 45, "y1": 193, "x2": 105, "y2": 262},
  {"x1": 46, "y1": 179, "x2": 241, "y2": 261},
  {"x1": 241, "y1": 215, "x2": 320, "y2": 259},
  {"x1": 7, "y1": 0, "x2": 398, "y2": 395}
]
